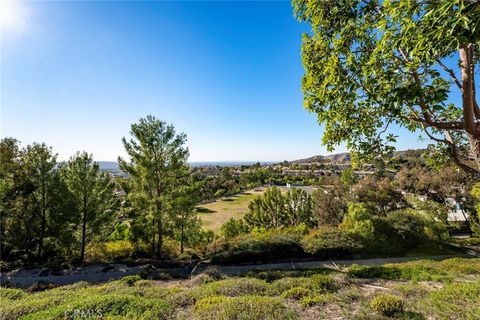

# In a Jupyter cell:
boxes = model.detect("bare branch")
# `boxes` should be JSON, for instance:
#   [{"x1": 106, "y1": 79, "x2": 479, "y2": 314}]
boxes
[
  {"x1": 436, "y1": 59, "x2": 463, "y2": 92},
  {"x1": 422, "y1": 126, "x2": 480, "y2": 175}
]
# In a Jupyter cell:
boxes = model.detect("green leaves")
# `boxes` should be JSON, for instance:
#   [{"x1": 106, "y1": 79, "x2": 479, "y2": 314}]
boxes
[
  {"x1": 119, "y1": 115, "x2": 191, "y2": 258},
  {"x1": 293, "y1": 0, "x2": 480, "y2": 168},
  {"x1": 62, "y1": 151, "x2": 120, "y2": 261}
]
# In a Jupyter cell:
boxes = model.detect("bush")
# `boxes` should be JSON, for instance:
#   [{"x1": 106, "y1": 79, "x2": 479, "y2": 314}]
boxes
[
  {"x1": 84, "y1": 240, "x2": 134, "y2": 263},
  {"x1": 369, "y1": 294, "x2": 404, "y2": 317},
  {"x1": 108, "y1": 222, "x2": 131, "y2": 241},
  {"x1": 59, "y1": 294, "x2": 173, "y2": 319},
  {"x1": 300, "y1": 293, "x2": 334, "y2": 307},
  {"x1": 310, "y1": 274, "x2": 337, "y2": 292},
  {"x1": 119, "y1": 275, "x2": 142, "y2": 286},
  {"x1": 301, "y1": 227, "x2": 363, "y2": 258},
  {"x1": 340, "y1": 203, "x2": 376, "y2": 242},
  {"x1": 221, "y1": 218, "x2": 250, "y2": 240},
  {"x1": 178, "y1": 248, "x2": 201, "y2": 261},
  {"x1": 167, "y1": 287, "x2": 207, "y2": 308},
  {"x1": 207, "y1": 227, "x2": 306, "y2": 264},
  {"x1": 384, "y1": 211, "x2": 425, "y2": 248},
  {"x1": 205, "y1": 278, "x2": 270, "y2": 297},
  {"x1": 281, "y1": 287, "x2": 311, "y2": 300},
  {"x1": 0, "y1": 288, "x2": 25, "y2": 300},
  {"x1": 270, "y1": 277, "x2": 312, "y2": 294},
  {"x1": 194, "y1": 295, "x2": 297, "y2": 320}
]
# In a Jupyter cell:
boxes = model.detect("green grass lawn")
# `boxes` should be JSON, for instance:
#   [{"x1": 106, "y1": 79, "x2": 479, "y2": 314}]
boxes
[
  {"x1": 197, "y1": 187, "x2": 269, "y2": 232},
  {"x1": 2, "y1": 258, "x2": 479, "y2": 319}
]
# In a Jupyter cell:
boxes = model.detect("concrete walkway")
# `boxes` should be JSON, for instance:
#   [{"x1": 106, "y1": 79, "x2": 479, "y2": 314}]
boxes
[
  {"x1": 190, "y1": 254, "x2": 477, "y2": 276},
  {"x1": 2, "y1": 253, "x2": 477, "y2": 288},
  {"x1": 1, "y1": 264, "x2": 188, "y2": 288}
]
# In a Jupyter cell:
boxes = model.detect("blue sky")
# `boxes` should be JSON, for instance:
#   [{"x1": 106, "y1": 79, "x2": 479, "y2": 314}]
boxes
[{"x1": 1, "y1": 1, "x2": 429, "y2": 162}]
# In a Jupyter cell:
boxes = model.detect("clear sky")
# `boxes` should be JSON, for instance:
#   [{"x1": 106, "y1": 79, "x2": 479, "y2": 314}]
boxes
[{"x1": 1, "y1": 1, "x2": 430, "y2": 162}]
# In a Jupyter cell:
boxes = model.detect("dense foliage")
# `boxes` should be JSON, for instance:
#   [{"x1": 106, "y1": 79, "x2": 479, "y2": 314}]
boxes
[
  {"x1": 2, "y1": 114, "x2": 479, "y2": 267},
  {"x1": 293, "y1": 0, "x2": 480, "y2": 174},
  {"x1": 0, "y1": 140, "x2": 118, "y2": 264},
  {"x1": 210, "y1": 161, "x2": 477, "y2": 264}
]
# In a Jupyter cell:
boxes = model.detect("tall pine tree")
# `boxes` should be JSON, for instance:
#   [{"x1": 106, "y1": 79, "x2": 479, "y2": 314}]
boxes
[{"x1": 119, "y1": 115, "x2": 189, "y2": 259}]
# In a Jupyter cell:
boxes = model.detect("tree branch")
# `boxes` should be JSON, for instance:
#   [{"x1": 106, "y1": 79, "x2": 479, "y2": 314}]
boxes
[
  {"x1": 436, "y1": 58, "x2": 463, "y2": 92},
  {"x1": 422, "y1": 126, "x2": 480, "y2": 176}
]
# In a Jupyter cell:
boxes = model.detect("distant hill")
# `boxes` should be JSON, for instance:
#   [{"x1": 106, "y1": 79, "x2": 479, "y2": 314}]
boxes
[
  {"x1": 98, "y1": 161, "x2": 119, "y2": 170},
  {"x1": 292, "y1": 152, "x2": 351, "y2": 164},
  {"x1": 292, "y1": 149, "x2": 426, "y2": 164}
]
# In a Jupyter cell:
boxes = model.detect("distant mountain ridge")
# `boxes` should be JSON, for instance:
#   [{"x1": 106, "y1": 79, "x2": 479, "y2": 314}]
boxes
[
  {"x1": 291, "y1": 153, "x2": 351, "y2": 164},
  {"x1": 292, "y1": 149, "x2": 426, "y2": 164}
]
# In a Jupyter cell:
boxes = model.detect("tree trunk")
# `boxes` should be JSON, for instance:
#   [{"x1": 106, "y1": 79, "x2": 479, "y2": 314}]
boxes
[
  {"x1": 459, "y1": 44, "x2": 480, "y2": 171},
  {"x1": 37, "y1": 210, "x2": 46, "y2": 259},
  {"x1": 460, "y1": 44, "x2": 476, "y2": 134},
  {"x1": 156, "y1": 216, "x2": 162, "y2": 259},
  {"x1": 180, "y1": 224, "x2": 184, "y2": 254},
  {"x1": 151, "y1": 216, "x2": 156, "y2": 256},
  {"x1": 37, "y1": 182, "x2": 46, "y2": 259},
  {"x1": 467, "y1": 133, "x2": 480, "y2": 168},
  {"x1": 80, "y1": 196, "x2": 87, "y2": 264}
]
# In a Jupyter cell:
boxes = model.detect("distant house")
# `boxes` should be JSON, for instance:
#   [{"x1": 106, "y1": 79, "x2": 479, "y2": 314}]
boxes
[
  {"x1": 285, "y1": 184, "x2": 315, "y2": 195},
  {"x1": 415, "y1": 194, "x2": 469, "y2": 222}
]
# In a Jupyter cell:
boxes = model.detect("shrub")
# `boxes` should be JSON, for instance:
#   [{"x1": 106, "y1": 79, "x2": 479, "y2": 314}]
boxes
[
  {"x1": 167, "y1": 287, "x2": 207, "y2": 307},
  {"x1": 269, "y1": 274, "x2": 337, "y2": 296},
  {"x1": 161, "y1": 238, "x2": 181, "y2": 260},
  {"x1": 369, "y1": 294, "x2": 404, "y2": 317},
  {"x1": 301, "y1": 227, "x2": 363, "y2": 258},
  {"x1": 205, "y1": 278, "x2": 270, "y2": 297},
  {"x1": 340, "y1": 203, "x2": 376, "y2": 242},
  {"x1": 310, "y1": 274, "x2": 337, "y2": 292},
  {"x1": 54, "y1": 294, "x2": 173, "y2": 319},
  {"x1": 383, "y1": 211, "x2": 426, "y2": 249},
  {"x1": 300, "y1": 293, "x2": 334, "y2": 307},
  {"x1": 108, "y1": 222, "x2": 131, "y2": 241},
  {"x1": 203, "y1": 267, "x2": 226, "y2": 280},
  {"x1": 194, "y1": 295, "x2": 297, "y2": 320},
  {"x1": 207, "y1": 227, "x2": 306, "y2": 264},
  {"x1": 119, "y1": 275, "x2": 142, "y2": 286},
  {"x1": 84, "y1": 240, "x2": 134, "y2": 263},
  {"x1": 270, "y1": 277, "x2": 312, "y2": 294},
  {"x1": 0, "y1": 288, "x2": 25, "y2": 300},
  {"x1": 281, "y1": 287, "x2": 311, "y2": 300},
  {"x1": 405, "y1": 197, "x2": 451, "y2": 242},
  {"x1": 221, "y1": 218, "x2": 250, "y2": 240},
  {"x1": 178, "y1": 248, "x2": 201, "y2": 261},
  {"x1": 189, "y1": 273, "x2": 216, "y2": 286}
]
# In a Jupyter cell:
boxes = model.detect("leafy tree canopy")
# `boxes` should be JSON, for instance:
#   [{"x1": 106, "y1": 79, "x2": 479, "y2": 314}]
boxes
[{"x1": 293, "y1": 0, "x2": 480, "y2": 174}]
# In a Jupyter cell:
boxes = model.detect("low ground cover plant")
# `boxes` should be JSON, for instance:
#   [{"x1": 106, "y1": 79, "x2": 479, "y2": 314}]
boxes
[
  {"x1": 369, "y1": 294, "x2": 404, "y2": 317},
  {"x1": 1, "y1": 258, "x2": 478, "y2": 320}
]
